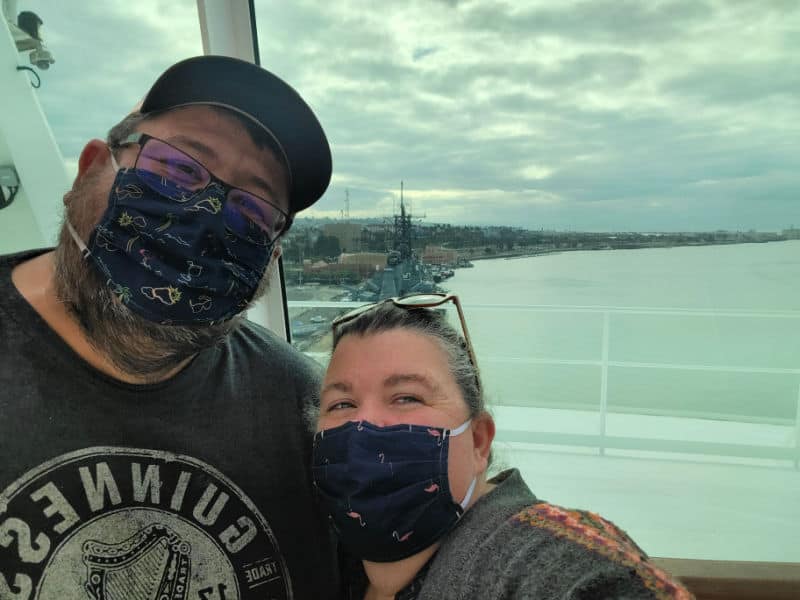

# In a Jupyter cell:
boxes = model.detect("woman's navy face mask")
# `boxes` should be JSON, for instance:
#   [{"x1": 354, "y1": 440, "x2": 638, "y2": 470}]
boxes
[{"x1": 312, "y1": 419, "x2": 476, "y2": 563}]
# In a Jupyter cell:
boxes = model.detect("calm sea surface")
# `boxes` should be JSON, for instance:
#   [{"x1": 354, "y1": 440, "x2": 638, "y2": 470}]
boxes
[
  {"x1": 289, "y1": 241, "x2": 800, "y2": 560},
  {"x1": 448, "y1": 240, "x2": 800, "y2": 310},
  {"x1": 446, "y1": 241, "x2": 800, "y2": 421},
  {"x1": 446, "y1": 241, "x2": 800, "y2": 561}
]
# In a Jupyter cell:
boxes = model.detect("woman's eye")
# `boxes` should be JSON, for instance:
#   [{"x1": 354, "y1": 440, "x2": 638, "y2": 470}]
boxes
[
  {"x1": 326, "y1": 400, "x2": 355, "y2": 412},
  {"x1": 395, "y1": 395, "x2": 422, "y2": 405}
]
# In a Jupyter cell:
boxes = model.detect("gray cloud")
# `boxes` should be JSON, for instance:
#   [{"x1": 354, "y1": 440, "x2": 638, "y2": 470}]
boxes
[
  {"x1": 413, "y1": 46, "x2": 440, "y2": 61},
  {"x1": 666, "y1": 61, "x2": 800, "y2": 104},
  {"x1": 27, "y1": 0, "x2": 203, "y2": 159},
  {"x1": 462, "y1": 0, "x2": 716, "y2": 45},
  {"x1": 23, "y1": 0, "x2": 800, "y2": 230}
]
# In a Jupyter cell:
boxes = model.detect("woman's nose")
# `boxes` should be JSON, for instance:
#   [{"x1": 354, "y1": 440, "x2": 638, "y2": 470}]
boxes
[{"x1": 354, "y1": 404, "x2": 392, "y2": 428}]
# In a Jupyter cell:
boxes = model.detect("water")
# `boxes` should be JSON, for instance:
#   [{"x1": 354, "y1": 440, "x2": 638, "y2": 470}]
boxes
[
  {"x1": 448, "y1": 241, "x2": 800, "y2": 310},
  {"x1": 448, "y1": 241, "x2": 800, "y2": 423},
  {"x1": 443, "y1": 241, "x2": 800, "y2": 561}
]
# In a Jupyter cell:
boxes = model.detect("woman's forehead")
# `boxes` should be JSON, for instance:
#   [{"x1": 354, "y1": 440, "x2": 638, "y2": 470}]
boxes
[
  {"x1": 326, "y1": 330, "x2": 453, "y2": 384},
  {"x1": 333, "y1": 329, "x2": 445, "y2": 360}
]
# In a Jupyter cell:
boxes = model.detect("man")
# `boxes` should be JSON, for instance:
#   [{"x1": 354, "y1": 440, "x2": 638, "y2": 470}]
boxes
[{"x1": 0, "y1": 56, "x2": 339, "y2": 599}]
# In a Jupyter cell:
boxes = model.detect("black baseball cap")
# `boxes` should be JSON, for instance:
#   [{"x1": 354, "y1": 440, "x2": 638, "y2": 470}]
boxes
[{"x1": 140, "y1": 55, "x2": 331, "y2": 213}]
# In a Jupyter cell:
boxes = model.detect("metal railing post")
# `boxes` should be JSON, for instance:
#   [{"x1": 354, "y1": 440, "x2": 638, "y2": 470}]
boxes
[
  {"x1": 599, "y1": 311, "x2": 610, "y2": 456},
  {"x1": 290, "y1": 300, "x2": 800, "y2": 465},
  {"x1": 795, "y1": 382, "x2": 800, "y2": 470}
]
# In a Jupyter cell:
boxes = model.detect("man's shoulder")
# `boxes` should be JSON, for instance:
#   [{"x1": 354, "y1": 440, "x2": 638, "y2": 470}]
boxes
[
  {"x1": 0, "y1": 248, "x2": 52, "y2": 269},
  {"x1": 0, "y1": 248, "x2": 53, "y2": 279},
  {"x1": 230, "y1": 317, "x2": 305, "y2": 358},
  {"x1": 226, "y1": 318, "x2": 322, "y2": 380},
  {"x1": 0, "y1": 248, "x2": 53, "y2": 329}
]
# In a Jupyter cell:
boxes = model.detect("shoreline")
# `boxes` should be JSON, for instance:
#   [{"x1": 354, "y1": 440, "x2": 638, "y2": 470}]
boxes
[{"x1": 465, "y1": 238, "x2": 796, "y2": 262}]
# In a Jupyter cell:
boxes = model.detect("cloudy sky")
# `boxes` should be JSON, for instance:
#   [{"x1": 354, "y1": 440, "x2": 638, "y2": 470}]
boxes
[{"x1": 25, "y1": 0, "x2": 800, "y2": 231}]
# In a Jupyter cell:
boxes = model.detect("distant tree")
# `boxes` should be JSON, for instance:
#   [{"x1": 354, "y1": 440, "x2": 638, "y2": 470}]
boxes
[
  {"x1": 284, "y1": 243, "x2": 303, "y2": 264},
  {"x1": 312, "y1": 235, "x2": 341, "y2": 258}
]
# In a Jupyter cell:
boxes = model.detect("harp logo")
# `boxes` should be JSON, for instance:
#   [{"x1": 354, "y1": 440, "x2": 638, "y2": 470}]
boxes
[{"x1": 0, "y1": 447, "x2": 292, "y2": 600}]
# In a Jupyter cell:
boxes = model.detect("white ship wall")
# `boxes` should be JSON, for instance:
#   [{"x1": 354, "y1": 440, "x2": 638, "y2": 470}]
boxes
[{"x1": 0, "y1": 6, "x2": 68, "y2": 254}]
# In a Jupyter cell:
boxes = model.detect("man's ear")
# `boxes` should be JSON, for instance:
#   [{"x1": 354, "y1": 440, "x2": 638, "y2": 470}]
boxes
[
  {"x1": 76, "y1": 139, "x2": 110, "y2": 180},
  {"x1": 272, "y1": 241, "x2": 282, "y2": 261},
  {"x1": 471, "y1": 412, "x2": 496, "y2": 474},
  {"x1": 64, "y1": 140, "x2": 110, "y2": 207}
]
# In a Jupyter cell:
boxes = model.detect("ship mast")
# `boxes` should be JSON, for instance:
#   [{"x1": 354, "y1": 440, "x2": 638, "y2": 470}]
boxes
[{"x1": 394, "y1": 180, "x2": 412, "y2": 261}]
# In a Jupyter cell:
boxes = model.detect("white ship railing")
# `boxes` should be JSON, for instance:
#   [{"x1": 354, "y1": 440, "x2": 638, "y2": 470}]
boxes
[{"x1": 287, "y1": 300, "x2": 800, "y2": 468}]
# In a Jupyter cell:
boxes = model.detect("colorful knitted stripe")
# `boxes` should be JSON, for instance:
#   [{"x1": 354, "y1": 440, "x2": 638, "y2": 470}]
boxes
[{"x1": 513, "y1": 503, "x2": 693, "y2": 600}]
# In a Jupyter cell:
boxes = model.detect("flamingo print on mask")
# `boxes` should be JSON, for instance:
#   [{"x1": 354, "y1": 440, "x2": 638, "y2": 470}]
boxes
[
  {"x1": 427, "y1": 428, "x2": 445, "y2": 446},
  {"x1": 312, "y1": 419, "x2": 475, "y2": 562},
  {"x1": 346, "y1": 511, "x2": 366, "y2": 527},
  {"x1": 392, "y1": 530, "x2": 414, "y2": 542}
]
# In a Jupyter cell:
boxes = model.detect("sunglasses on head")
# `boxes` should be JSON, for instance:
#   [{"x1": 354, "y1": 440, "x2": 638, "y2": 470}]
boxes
[{"x1": 332, "y1": 293, "x2": 481, "y2": 391}]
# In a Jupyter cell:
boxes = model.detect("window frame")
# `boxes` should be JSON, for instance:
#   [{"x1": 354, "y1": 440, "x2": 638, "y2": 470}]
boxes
[
  {"x1": 209, "y1": 2, "x2": 800, "y2": 594},
  {"x1": 196, "y1": 0, "x2": 290, "y2": 340}
]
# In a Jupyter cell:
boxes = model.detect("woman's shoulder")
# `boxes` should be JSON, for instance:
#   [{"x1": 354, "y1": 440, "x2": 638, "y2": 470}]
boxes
[
  {"x1": 421, "y1": 470, "x2": 692, "y2": 599},
  {"x1": 510, "y1": 501, "x2": 648, "y2": 563},
  {"x1": 499, "y1": 500, "x2": 692, "y2": 599}
]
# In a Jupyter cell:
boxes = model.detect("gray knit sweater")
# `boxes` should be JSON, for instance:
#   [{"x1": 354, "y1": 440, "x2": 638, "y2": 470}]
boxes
[{"x1": 392, "y1": 469, "x2": 691, "y2": 600}]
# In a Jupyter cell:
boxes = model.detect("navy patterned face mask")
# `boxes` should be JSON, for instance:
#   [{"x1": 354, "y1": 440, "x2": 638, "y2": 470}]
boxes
[
  {"x1": 67, "y1": 148, "x2": 276, "y2": 325},
  {"x1": 312, "y1": 419, "x2": 476, "y2": 562}
]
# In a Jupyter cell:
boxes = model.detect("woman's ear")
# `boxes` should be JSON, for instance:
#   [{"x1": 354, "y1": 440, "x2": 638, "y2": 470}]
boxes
[{"x1": 471, "y1": 412, "x2": 496, "y2": 474}]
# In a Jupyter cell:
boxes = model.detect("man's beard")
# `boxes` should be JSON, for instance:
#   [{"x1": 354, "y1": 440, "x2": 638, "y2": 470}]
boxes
[{"x1": 53, "y1": 173, "x2": 275, "y2": 382}]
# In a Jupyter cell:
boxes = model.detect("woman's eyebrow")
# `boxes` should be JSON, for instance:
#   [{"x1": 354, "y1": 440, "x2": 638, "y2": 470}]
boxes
[
  {"x1": 383, "y1": 373, "x2": 440, "y2": 393},
  {"x1": 321, "y1": 381, "x2": 351, "y2": 395}
]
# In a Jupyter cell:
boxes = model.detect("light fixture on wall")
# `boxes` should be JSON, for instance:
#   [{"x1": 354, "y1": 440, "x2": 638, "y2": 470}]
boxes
[{"x1": 2, "y1": 1, "x2": 55, "y2": 69}]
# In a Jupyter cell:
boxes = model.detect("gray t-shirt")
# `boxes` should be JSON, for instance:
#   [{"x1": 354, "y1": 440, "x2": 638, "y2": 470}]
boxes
[{"x1": 0, "y1": 249, "x2": 339, "y2": 600}]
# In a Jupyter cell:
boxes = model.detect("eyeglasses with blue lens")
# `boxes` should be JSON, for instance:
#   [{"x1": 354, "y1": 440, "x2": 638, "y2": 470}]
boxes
[{"x1": 114, "y1": 133, "x2": 289, "y2": 244}]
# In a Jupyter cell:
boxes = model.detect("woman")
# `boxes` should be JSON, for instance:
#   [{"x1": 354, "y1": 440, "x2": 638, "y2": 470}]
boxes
[{"x1": 312, "y1": 294, "x2": 691, "y2": 600}]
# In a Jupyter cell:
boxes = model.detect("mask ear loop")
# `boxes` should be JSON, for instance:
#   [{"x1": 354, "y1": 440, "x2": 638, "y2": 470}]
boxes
[
  {"x1": 109, "y1": 148, "x2": 121, "y2": 172},
  {"x1": 65, "y1": 146, "x2": 122, "y2": 260},
  {"x1": 447, "y1": 419, "x2": 478, "y2": 509},
  {"x1": 459, "y1": 477, "x2": 477, "y2": 509},
  {"x1": 449, "y1": 419, "x2": 471, "y2": 437},
  {"x1": 66, "y1": 221, "x2": 91, "y2": 259}
]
